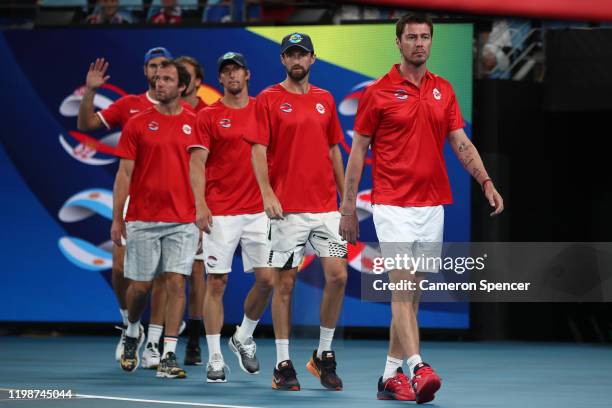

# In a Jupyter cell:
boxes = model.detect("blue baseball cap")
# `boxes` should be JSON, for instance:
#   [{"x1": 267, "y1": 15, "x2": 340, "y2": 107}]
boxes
[
  {"x1": 217, "y1": 51, "x2": 248, "y2": 73},
  {"x1": 280, "y1": 33, "x2": 314, "y2": 54},
  {"x1": 144, "y1": 47, "x2": 173, "y2": 65}
]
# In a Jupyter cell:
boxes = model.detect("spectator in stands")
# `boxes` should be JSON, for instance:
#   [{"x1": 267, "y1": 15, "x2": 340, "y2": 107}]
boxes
[
  {"x1": 86, "y1": 0, "x2": 131, "y2": 24},
  {"x1": 149, "y1": 0, "x2": 183, "y2": 25},
  {"x1": 480, "y1": 19, "x2": 511, "y2": 78}
]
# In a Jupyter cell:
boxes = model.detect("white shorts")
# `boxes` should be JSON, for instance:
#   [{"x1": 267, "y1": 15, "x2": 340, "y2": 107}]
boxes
[
  {"x1": 373, "y1": 205, "x2": 444, "y2": 273},
  {"x1": 202, "y1": 212, "x2": 270, "y2": 274},
  {"x1": 124, "y1": 221, "x2": 199, "y2": 281},
  {"x1": 269, "y1": 211, "x2": 347, "y2": 269}
]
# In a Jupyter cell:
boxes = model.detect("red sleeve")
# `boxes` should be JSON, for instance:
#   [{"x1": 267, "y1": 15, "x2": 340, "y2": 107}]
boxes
[
  {"x1": 189, "y1": 110, "x2": 211, "y2": 152},
  {"x1": 327, "y1": 95, "x2": 344, "y2": 146},
  {"x1": 353, "y1": 85, "x2": 379, "y2": 138},
  {"x1": 97, "y1": 96, "x2": 128, "y2": 130},
  {"x1": 243, "y1": 94, "x2": 270, "y2": 146},
  {"x1": 447, "y1": 87, "x2": 465, "y2": 133},
  {"x1": 115, "y1": 117, "x2": 138, "y2": 160}
]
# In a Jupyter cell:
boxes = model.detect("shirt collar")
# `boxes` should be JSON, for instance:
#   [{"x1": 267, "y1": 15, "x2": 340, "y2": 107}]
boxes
[{"x1": 388, "y1": 64, "x2": 434, "y2": 86}]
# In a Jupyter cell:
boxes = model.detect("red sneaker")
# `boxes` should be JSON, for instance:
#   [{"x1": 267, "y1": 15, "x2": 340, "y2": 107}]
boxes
[
  {"x1": 377, "y1": 368, "x2": 416, "y2": 401},
  {"x1": 411, "y1": 362, "x2": 441, "y2": 404}
]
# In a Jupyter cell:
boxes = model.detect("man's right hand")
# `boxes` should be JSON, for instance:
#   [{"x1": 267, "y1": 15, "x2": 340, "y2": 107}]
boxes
[
  {"x1": 339, "y1": 210, "x2": 359, "y2": 245},
  {"x1": 196, "y1": 204, "x2": 213, "y2": 233},
  {"x1": 110, "y1": 219, "x2": 126, "y2": 247},
  {"x1": 86, "y1": 58, "x2": 110, "y2": 90},
  {"x1": 263, "y1": 191, "x2": 284, "y2": 219}
]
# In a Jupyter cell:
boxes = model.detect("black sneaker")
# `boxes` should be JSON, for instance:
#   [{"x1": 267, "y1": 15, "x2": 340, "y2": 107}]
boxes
[
  {"x1": 306, "y1": 349, "x2": 343, "y2": 390},
  {"x1": 120, "y1": 333, "x2": 142, "y2": 372},
  {"x1": 272, "y1": 360, "x2": 300, "y2": 391},
  {"x1": 156, "y1": 352, "x2": 187, "y2": 379},
  {"x1": 228, "y1": 329, "x2": 260, "y2": 374},
  {"x1": 184, "y1": 343, "x2": 202, "y2": 366}
]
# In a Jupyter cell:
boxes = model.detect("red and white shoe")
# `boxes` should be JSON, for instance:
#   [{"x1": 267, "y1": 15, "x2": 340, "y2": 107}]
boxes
[
  {"x1": 411, "y1": 362, "x2": 441, "y2": 404},
  {"x1": 377, "y1": 368, "x2": 416, "y2": 401}
]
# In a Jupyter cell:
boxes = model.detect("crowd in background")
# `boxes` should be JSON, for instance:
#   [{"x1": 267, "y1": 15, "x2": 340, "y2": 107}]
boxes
[{"x1": 2, "y1": 0, "x2": 612, "y2": 82}]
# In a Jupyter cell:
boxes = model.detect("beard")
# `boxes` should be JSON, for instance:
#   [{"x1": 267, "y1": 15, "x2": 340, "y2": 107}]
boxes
[
  {"x1": 227, "y1": 86, "x2": 243, "y2": 96},
  {"x1": 287, "y1": 65, "x2": 309, "y2": 82},
  {"x1": 225, "y1": 82, "x2": 244, "y2": 95},
  {"x1": 156, "y1": 89, "x2": 179, "y2": 104},
  {"x1": 401, "y1": 48, "x2": 428, "y2": 67}
]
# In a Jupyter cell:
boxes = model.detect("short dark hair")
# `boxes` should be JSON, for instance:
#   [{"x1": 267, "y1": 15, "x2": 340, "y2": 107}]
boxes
[
  {"x1": 396, "y1": 13, "x2": 434, "y2": 38},
  {"x1": 175, "y1": 55, "x2": 204, "y2": 82},
  {"x1": 160, "y1": 59, "x2": 191, "y2": 97}
]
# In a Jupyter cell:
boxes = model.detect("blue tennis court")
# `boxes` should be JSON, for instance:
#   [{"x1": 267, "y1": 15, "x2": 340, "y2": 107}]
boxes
[{"x1": 1, "y1": 336, "x2": 610, "y2": 407}]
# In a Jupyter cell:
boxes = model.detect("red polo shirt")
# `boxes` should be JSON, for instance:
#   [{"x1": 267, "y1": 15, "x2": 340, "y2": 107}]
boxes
[
  {"x1": 189, "y1": 97, "x2": 263, "y2": 216},
  {"x1": 115, "y1": 107, "x2": 197, "y2": 222},
  {"x1": 244, "y1": 84, "x2": 343, "y2": 213},
  {"x1": 354, "y1": 64, "x2": 464, "y2": 207}
]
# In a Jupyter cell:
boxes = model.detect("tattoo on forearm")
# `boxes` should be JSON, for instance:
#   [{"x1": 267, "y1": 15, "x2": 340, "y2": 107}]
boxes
[
  {"x1": 457, "y1": 142, "x2": 473, "y2": 153},
  {"x1": 462, "y1": 157, "x2": 474, "y2": 167}
]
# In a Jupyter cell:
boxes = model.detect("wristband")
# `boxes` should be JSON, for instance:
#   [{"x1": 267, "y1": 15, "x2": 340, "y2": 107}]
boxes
[{"x1": 481, "y1": 178, "x2": 493, "y2": 191}]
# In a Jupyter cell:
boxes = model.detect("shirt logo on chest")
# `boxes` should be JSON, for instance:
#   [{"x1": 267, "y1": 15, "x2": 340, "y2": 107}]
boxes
[
  {"x1": 315, "y1": 103, "x2": 326, "y2": 114},
  {"x1": 219, "y1": 118, "x2": 231, "y2": 128},
  {"x1": 182, "y1": 124, "x2": 192, "y2": 135},
  {"x1": 148, "y1": 121, "x2": 159, "y2": 131},
  {"x1": 432, "y1": 88, "x2": 442, "y2": 101},
  {"x1": 280, "y1": 103, "x2": 293, "y2": 113},
  {"x1": 129, "y1": 109, "x2": 140, "y2": 114},
  {"x1": 394, "y1": 90, "x2": 409, "y2": 101}
]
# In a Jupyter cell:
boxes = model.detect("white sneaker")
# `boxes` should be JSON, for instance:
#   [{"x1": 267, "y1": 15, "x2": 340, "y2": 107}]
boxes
[
  {"x1": 141, "y1": 342, "x2": 161, "y2": 369},
  {"x1": 115, "y1": 324, "x2": 144, "y2": 362}
]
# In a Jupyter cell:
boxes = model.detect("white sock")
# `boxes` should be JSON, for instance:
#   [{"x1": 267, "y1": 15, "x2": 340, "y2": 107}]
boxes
[
  {"x1": 275, "y1": 339, "x2": 290, "y2": 366},
  {"x1": 317, "y1": 326, "x2": 335, "y2": 358},
  {"x1": 235, "y1": 315, "x2": 259, "y2": 343},
  {"x1": 147, "y1": 324, "x2": 163, "y2": 346},
  {"x1": 163, "y1": 336, "x2": 177, "y2": 358},
  {"x1": 126, "y1": 320, "x2": 140, "y2": 338},
  {"x1": 407, "y1": 354, "x2": 423, "y2": 378},
  {"x1": 383, "y1": 355, "x2": 403, "y2": 381},
  {"x1": 120, "y1": 309, "x2": 129, "y2": 326},
  {"x1": 206, "y1": 334, "x2": 222, "y2": 360}
]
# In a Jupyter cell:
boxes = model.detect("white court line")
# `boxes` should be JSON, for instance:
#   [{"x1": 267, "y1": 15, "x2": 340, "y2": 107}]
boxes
[
  {"x1": 0, "y1": 389, "x2": 263, "y2": 408},
  {"x1": 76, "y1": 393, "x2": 264, "y2": 408}
]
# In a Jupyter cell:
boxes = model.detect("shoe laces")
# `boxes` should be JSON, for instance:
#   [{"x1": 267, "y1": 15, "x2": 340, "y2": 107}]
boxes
[
  {"x1": 208, "y1": 353, "x2": 228, "y2": 372},
  {"x1": 237, "y1": 337, "x2": 257, "y2": 359},
  {"x1": 123, "y1": 336, "x2": 138, "y2": 356},
  {"x1": 413, "y1": 365, "x2": 434, "y2": 379},
  {"x1": 388, "y1": 372, "x2": 409, "y2": 388},
  {"x1": 277, "y1": 362, "x2": 296, "y2": 378}
]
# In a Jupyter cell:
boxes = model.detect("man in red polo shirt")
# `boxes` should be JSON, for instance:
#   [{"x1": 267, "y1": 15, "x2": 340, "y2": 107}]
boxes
[
  {"x1": 111, "y1": 60, "x2": 198, "y2": 379},
  {"x1": 77, "y1": 47, "x2": 176, "y2": 368},
  {"x1": 245, "y1": 33, "x2": 347, "y2": 392},
  {"x1": 189, "y1": 52, "x2": 276, "y2": 383},
  {"x1": 340, "y1": 14, "x2": 504, "y2": 403}
]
